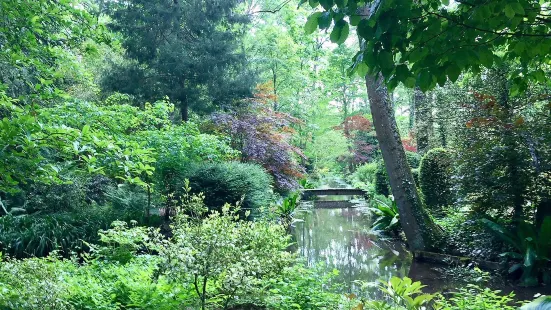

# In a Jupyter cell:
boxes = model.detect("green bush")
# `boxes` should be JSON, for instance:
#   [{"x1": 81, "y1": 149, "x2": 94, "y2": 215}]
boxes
[
  {"x1": 0, "y1": 184, "x2": 160, "y2": 258},
  {"x1": 435, "y1": 284, "x2": 517, "y2": 310},
  {"x1": 0, "y1": 190, "x2": 293, "y2": 310},
  {"x1": 182, "y1": 162, "x2": 273, "y2": 215},
  {"x1": 483, "y1": 216, "x2": 551, "y2": 286},
  {"x1": 405, "y1": 151, "x2": 422, "y2": 169},
  {"x1": 355, "y1": 162, "x2": 378, "y2": 184},
  {"x1": 419, "y1": 148, "x2": 455, "y2": 209},
  {"x1": 263, "y1": 263, "x2": 343, "y2": 309},
  {"x1": 0, "y1": 208, "x2": 114, "y2": 258},
  {"x1": 411, "y1": 168, "x2": 420, "y2": 187},
  {"x1": 374, "y1": 160, "x2": 391, "y2": 196}
]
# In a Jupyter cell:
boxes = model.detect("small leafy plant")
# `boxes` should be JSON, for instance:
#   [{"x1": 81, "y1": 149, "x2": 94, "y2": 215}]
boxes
[
  {"x1": 369, "y1": 197, "x2": 400, "y2": 234},
  {"x1": 434, "y1": 284, "x2": 518, "y2": 310},
  {"x1": 277, "y1": 192, "x2": 300, "y2": 225},
  {"x1": 482, "y1": 216, "x2": 551, "y2": 286},
  {"x1": 299, "y1": 178, "x2": 316, "y2": 189},
  {"x1": 356, "y1": 277, "x2": 435, "y2": 310}
]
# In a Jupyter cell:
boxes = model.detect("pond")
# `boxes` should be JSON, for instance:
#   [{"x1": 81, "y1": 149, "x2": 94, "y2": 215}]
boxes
[{"x1": 291, "y1": 195, "x2": 551, "y2": 301}]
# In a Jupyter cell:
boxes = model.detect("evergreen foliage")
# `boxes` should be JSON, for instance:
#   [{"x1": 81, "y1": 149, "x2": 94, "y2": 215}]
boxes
[
  {"x1": 419, "y1": 148, "x2": 455, "y2": 209},
  {"x1": 374, "y1": 160, "x2": 391, "y2": 197},
  {"x1": 182, "y1": 162, "x2": 273, "y2": 216},
  {"x1": 102, "y1": 0, "x2": 256, "y2": 120}
]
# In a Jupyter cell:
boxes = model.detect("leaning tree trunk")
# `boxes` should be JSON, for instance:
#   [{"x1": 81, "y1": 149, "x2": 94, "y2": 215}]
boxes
[
  {"x1": 357, "y1": 4, "x2": 443, "y2": 251},
  {"x1": 365, "y1": 73, "x2": 443, "y2": 251}
]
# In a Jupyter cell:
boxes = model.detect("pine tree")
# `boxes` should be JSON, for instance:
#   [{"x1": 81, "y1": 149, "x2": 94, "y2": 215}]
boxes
[{"x1": 102, "y1": 0, "x2": 256, "y2": 120}]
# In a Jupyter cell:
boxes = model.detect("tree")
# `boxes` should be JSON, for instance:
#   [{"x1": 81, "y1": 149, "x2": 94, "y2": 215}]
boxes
[
  {"x1": 0, "y1": 0, "x2": 105, "y2": 101},
  {"x1": 212, "y1": 84, "x2": 306, "y2": 191},
  {"x1": 301, "y1": 0, "x2": 551, "y2": 250},
  {"x1": 102, "y1": 0, "x2": 256, "y2": 121},
  {"x1": 304, "y1": 2, "x2": 446, "y2": 250},
  {"x1": 303, "y1": 0, "x2": 551, "y2": 92}
]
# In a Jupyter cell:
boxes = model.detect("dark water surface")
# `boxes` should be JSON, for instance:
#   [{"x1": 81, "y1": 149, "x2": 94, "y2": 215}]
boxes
[{"x1": 291, "y1": 202, "x2": 551, "y2": 301}]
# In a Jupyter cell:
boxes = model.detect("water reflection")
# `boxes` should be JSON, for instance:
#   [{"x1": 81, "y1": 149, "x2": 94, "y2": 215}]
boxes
[
  {"x1": 292, "y1": 206, "x2": 412, "y2": 298},
  {"x1": 292, "y1": 204, "x2": 551, "y2": 301}
]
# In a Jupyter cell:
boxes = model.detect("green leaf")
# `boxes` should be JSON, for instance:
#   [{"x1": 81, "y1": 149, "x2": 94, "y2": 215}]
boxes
[
  {"x1": 305, "y1": 12, "x2": 322, "y2": 34},
  {"x1": 446, "y1": 64, "x2": 461, "y2": 83},
  {"x1": 82, "y1": 124, "x2": 90, "y2": 135},
  {"x1": 350, "y1": 15, "x2": 361, "y2": 26},
  {"x1": 508, "y1": 263, "x2": 522, "y2": 274},
  {"x1": 441, "y1": 0, "x2": 449, "y2": 5},
  {"x1": 378, "y1": 51, "x2": 394, "y2": 69},
  {"x1": 504, "y1": 4, "x2": 515, "y2": 18},
  {"x1": 482, "y1": 219, "x2": 522, "y2": 251},
  {"x1": 418, "y1": 71, "x2": 433, "y2": 91},
  {"x1": 357, "y1": 20, "x2": 374, "y2": 40},
  {"x1": 335, "y1": 0, "x2": 348, "y2": 8},
  {"x1": 356, "y1": 62, "x2": 369, "y2": 77},
  {"x1": 533, "y1": 69, "x2": 546, "y2": 83},
  {"x1": 511, "y1": 2, "x2": 525, "y2": 15},
  {"x1": 395, "y1": 64, "x2": 410, "y2": 82},
  {"x1": 330, "y1": 21, "x2": 350, "y2": 44},
  {"x1": 309, "y1": 0, "x2": 320, "y2": 7},
  {"x1": 510, "y1": 76, "x2": 523, "y2": 96},
  {"x1": 319, "y1": 0, "x2": 334, "y2": 10},
  {"x1": 404, "y1": 77, "x2": 416, "y2": 88},
  {"x1": 514, "y1": 41, "x2": 526, "y2": 55},
  {"x1": 437, "y1": 70, "x2": 447, "y2": 86},
  {"x1": 478, "y1": 49, "x2": 494, "y2": 68}
]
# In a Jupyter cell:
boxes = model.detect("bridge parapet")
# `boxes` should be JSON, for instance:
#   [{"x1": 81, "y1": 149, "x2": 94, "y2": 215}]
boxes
[{"x1": 301, "y1": 188, "x2": 367, "y2": 200}]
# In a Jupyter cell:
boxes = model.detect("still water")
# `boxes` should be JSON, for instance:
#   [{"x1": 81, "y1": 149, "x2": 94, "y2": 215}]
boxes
[
  {"x1": 291, "y1": 201, "x2": 551, "y2": 301},
  {"x1": 291, "y1": 176, "x2": 551, "y2": 300},
  {"x1": 292, "y1": 203, "x2": 411, "y2": 299}
]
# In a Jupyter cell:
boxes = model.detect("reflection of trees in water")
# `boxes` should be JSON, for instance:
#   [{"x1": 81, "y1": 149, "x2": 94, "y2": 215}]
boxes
[{"x1": 294, "y1": 207, "x2": 412, "y2": 298}]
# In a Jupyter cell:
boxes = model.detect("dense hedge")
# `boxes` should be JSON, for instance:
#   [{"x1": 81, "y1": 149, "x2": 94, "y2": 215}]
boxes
[
  {"x1": 0, "y1": 182, "x2": 159, "y2": 258},
  {"x1": 419, "y1": 148, "x2": 455, "y2": 209},
  {"x1": 182, "y1": 162, "x2": 273, "y2": 215},
  {"x1": 411, "y1": 168, "x2": 420, "y2": 187},
  {"x1": 374, "y1": 161, "x2": 391, "y2": 197},
  {"x1": 405, "y1": 151, "x2": 422, "y2": 169}
]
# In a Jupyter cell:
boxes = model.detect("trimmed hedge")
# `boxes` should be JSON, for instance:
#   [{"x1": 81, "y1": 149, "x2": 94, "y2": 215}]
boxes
[
  {"x1": 374, "y1": 161, "x2": 391, "y2": 197},
  {"x1": 183, "y1": 162, "x2": 273, "y2": 215},
  {"x1": 419, "y1": 148, "x2": 454, "y2": 209},
  {"x1": 405, "y1": 151, "x2": 422, "y2": 169}
]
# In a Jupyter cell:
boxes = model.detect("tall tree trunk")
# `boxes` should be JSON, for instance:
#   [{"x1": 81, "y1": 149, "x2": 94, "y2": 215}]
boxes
[
  {"x1": 409, "y1": 90, "x2": 415, "y2": 131},
  {"x1": 414, "y1": 87, "x2": 431, "y2": 155},
  {"x1": 181, "y1": 100, "x2": 189, "y2": 122},
  {"x1": 365, "y1": 73, "x2": 443, "y2": 251},
  {"x1": 0, "y1": 197, "x2": 7, "y2": 216},
  {"x1": 356, "y1": 5, "x2": 442, "y2": 250}
]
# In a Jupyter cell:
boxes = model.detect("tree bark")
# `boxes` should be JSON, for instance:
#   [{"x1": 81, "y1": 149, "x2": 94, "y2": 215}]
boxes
[
  {"x1": 365, "y1": 73, "x2": 443, "y2": 251},
  {"x1": 181, "y1": 100, "x2": 189, "y2": 122}
]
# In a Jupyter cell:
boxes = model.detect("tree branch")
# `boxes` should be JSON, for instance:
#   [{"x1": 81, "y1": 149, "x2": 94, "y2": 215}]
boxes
[{"x1": 250, "y1": 0, "x2": 292, "y2": 14}]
